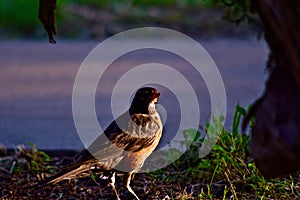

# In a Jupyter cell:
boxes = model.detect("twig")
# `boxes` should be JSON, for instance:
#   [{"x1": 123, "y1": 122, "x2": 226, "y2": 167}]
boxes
[
  {"x1": 224, "y1": 171, "x2": 237, "y2": 200},
  {"x1": 0, "y1": 166, "x2": 10, "y2": 174},
  {"x1": 10, "y1": 160, "x2": 16, "y2": 174}
]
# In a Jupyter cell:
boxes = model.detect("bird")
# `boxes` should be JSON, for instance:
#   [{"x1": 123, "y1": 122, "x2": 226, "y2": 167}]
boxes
[{"x1": 41, "y1": 87, "x2": 162, "y2": 200}]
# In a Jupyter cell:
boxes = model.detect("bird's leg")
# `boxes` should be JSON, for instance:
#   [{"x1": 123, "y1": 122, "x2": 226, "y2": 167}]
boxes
[
  {"x1": 109, "y1": 172, "x2": 120, "y2": 200},
  {"x1": 124, "y1": 172, "x2": 140, "y2": 200}
]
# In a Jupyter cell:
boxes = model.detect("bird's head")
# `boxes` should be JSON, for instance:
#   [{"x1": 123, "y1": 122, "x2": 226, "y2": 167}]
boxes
[{"x1": 130, "y1": 87, "x2": 160, "y2": 114}]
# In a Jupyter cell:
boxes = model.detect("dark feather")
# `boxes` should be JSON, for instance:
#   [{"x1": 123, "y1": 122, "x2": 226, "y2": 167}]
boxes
[
  {"x1": 40, "y1": 87, "x2": 162, "y2": 200},
  {"x1": 42, "y1": 87, "x2": 162, "y2": 188}
]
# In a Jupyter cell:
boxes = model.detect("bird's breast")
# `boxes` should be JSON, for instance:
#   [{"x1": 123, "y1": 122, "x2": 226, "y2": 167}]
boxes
[
  {"x1": 117, "y1": 112, "x2": 162, "y2": 172},
  {"x1": 117, "y1": 136, "x2": 162, "y2": 172}
]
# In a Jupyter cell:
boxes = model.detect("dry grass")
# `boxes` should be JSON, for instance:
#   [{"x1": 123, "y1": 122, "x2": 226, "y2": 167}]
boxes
[{"x1": 1, "y1": 105, "x2": 300, "y2": 199}]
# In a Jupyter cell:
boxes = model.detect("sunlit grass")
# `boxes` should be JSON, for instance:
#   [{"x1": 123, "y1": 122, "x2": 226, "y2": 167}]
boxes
[
  {"x1": 1, "y1": 104, "x2": 299, "y2": 198},
  {"x1": 149, "y1": 104, "x2": 300, "y2": 199}
]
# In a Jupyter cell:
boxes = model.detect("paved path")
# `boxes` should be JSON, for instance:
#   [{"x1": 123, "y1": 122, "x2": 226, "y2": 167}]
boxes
[{"x1": 0, "y1": 39, "x2": 267, "y2": 150}]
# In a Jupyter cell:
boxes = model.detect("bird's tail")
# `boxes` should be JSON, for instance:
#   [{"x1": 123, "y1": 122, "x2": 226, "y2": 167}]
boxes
[{"x1": 41, "y1": 162, "x2": 94, "y2": 185}]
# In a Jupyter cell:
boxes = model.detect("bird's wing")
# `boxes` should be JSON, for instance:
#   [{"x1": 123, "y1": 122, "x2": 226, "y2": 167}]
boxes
[
  {"x1": 43, "y1": 112, "x2": 162, "y2": 184},
  {"x1": 85, "y1": 112, "x2": 161, "y2": 163},
  {"x1": 109, "y1": 114, "x2": 161, "y2": 152}
]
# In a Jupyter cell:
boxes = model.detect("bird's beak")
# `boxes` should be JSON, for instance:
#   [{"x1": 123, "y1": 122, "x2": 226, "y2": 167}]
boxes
[
  {"x1": 152, "y1": 92, "x2": 160, "y2": 104},
  {"x1": 154, "y1": 91, "x2": 160, "y2": 98}
]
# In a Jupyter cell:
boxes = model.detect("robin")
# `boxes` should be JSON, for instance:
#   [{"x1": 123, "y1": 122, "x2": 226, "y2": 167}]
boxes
[{"x1": 42, "y1": 87, "x2": 163, "y2": 200}]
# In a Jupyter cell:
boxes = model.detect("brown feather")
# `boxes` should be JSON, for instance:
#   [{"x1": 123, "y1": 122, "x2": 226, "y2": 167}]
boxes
[
  {"x1": 41, "y1": 87, "x2": 162, "y2": 199},
  {"x1": 42, "y1": 87, "x2": 162, "y2": 182}
]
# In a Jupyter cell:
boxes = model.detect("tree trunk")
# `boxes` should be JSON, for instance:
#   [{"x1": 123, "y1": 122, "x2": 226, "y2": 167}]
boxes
[{"x1": 248, "y1": 0, "x2": 300, "y2": 178}]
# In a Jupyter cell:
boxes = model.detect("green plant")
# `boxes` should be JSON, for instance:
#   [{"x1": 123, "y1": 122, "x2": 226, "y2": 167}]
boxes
[
  {"x1": 15, "y1": 143, "x2": 53, "y2": 175},
  {"x1": 0, "y1": 0, "x2": 40, "y2": 37},
  {"x1": 149, "y1": 104, "x2": 300, "y2": 199},
  {"x1": 211, "y1": 0, "x2": 259, "y2": 25},
  {"x1": 0, "y1": 0, "x2": 240, "y2": 39}
]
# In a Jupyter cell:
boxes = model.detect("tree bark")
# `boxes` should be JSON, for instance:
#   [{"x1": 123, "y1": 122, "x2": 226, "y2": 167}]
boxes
[{"x1": 248, "y1": 0, "x2": 300, "y2": 178}]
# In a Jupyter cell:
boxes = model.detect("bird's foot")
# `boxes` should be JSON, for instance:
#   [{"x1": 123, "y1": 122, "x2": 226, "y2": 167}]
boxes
[
  {"x1": 109, "y1": 172, "x2": 121, "y2": 200},
  {"x1": 126, "y1": 184, "x2": 140, "y2": 200},
  {"x1": 124, "y1": 173, "x2": 140, "y2": 200}
]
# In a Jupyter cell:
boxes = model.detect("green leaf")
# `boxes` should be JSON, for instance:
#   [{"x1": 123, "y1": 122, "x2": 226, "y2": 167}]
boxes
[
  {"x1": 183, "y1": 128, "x2": 201, "y2": 142},
  {"x1": 232, "y1": 103, "x2": 247, "y2": 138}
]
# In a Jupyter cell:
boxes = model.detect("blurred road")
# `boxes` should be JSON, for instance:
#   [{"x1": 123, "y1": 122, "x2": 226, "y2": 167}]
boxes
[{"x1": 0, "y1": 39, "x2": 267, "y2": 150}]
